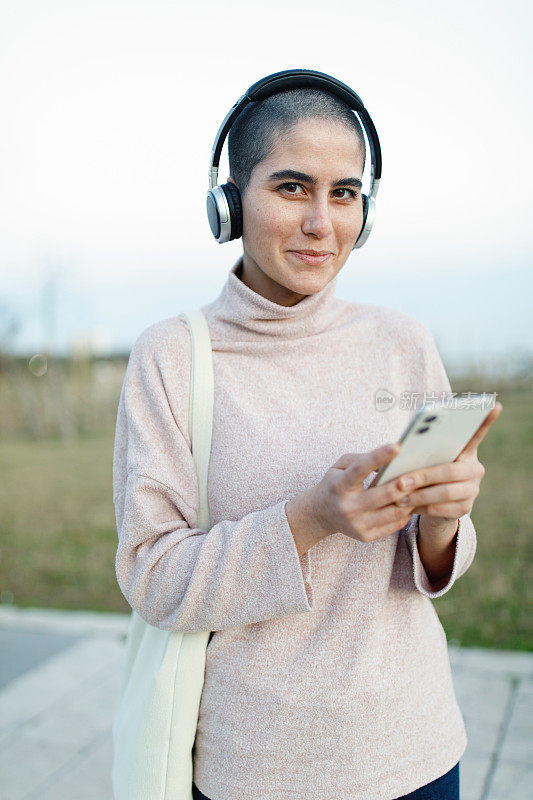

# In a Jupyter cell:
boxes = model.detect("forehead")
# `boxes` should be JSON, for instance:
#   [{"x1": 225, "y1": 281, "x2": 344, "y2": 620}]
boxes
[{"x1": 260, "y1": 117, "x2": 364, "y2": 174}]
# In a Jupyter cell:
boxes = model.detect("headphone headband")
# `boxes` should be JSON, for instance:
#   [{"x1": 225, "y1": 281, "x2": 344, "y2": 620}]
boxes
[
  {"x1": 207, "y1": 68, "x2": 381, "y2": 248},
  {"x1": 246, "y1": 69, "x2": 365, "y2": 109},
  {"x1": 210, "y1": 68, "x2": 381, "y2": 182}
]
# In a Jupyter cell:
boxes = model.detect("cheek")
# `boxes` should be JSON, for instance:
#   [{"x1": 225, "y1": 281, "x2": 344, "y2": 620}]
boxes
[
  {"x1": 336, "y1": 208, "x2": 364, "y2": 242},
  {"x1": 243, "y1": 197, "x2": 299, "y2": 244}
]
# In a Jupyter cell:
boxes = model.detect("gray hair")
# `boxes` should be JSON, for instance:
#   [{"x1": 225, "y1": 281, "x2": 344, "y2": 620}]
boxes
[{"x1": 228, "y1": 87, "x2": 366, "y2": 199}]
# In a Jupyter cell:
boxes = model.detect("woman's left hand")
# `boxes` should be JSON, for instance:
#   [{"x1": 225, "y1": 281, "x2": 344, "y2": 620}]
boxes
[{"x1": 395, "y1": 401, "x2": 503, "y2": 522}]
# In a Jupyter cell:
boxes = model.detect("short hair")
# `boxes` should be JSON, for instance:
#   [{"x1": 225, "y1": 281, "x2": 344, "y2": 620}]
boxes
[{"x1": 228, "y1": 87, "x2": 366, "y2": 199}]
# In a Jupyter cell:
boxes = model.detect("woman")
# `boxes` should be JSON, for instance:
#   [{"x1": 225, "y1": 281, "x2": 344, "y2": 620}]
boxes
[{"x1": 113, "y1": 72, "x2": 502, "y2": 800}]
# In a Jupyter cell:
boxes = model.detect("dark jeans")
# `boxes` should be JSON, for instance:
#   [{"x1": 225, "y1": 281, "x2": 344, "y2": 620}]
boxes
[{"x1": 192, "y1": 761, "x2": 460, "y2": 800}]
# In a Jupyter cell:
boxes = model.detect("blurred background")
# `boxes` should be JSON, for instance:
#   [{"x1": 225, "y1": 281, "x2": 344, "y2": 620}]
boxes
[{"x1": 0, "y1": 0, "x2": 531, "y2": 650}]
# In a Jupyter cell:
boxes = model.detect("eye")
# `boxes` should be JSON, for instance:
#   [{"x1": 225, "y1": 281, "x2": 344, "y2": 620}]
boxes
[
  {"x1": 332, "y1": 188, "x2": 359, "y2": 200},
  {"x1": 276, "y1": 183, "x2": 359, "y2": 200},
  {"x1": 278, "y1": 182, "x2": 305, "y2": 195}
]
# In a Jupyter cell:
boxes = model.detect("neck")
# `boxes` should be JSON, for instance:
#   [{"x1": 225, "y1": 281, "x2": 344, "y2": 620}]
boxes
[
  {"x1": 202, "y1": 258, "x2": 342, "y2": 341},
  {"x1": 237, "y1": 255, "x2": 312, "y2": 308}
]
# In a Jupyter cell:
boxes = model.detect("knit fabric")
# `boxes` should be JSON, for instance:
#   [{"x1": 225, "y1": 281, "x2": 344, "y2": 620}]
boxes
[{"x1": 113, "y1": 258, "x2": 476, "y2": 800}]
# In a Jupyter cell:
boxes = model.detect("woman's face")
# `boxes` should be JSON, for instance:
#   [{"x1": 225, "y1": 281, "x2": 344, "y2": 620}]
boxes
[{"x1": 229, "y1": 116, "x2": 365, "y2": 305}]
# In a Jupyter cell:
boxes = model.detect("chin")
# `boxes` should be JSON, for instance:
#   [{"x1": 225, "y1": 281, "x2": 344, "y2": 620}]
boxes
[{"x1": 284, "y1": 270, "x2": 332, "y2": 293}]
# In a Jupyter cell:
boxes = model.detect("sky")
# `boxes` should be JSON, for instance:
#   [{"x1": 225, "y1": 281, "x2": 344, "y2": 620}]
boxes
[{"x1": 1, "y1": 0, "x2": 531, "y2": 376}]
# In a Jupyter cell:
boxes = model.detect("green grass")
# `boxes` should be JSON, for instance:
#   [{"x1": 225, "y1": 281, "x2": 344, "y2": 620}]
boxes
[
  {"x1": 0, "y1": 385, "x2": 531, "y2": 649},
  {"x1": 433, "y1": 386, "x2": 533, "y2": 650},
  {"x1": 0, "y1": 432, "x2": 130, "y2": 614}
]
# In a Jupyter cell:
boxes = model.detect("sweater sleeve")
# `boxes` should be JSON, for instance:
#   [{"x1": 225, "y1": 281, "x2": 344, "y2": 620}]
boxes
[
  {"x1": 402, "y1": 512, "x2": 477, "y2": 598},
  {"x1": 112, "y1": 322, "x2": 314, "y2": 633},
  {"x1": 399, "y1": 323, "x2": 477, "y2": 598}
]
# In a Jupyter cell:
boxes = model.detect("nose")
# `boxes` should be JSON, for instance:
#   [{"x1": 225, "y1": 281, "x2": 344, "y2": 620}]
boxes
[{"x1": 300, "y1": 195, "x2": 335, "y2": 239}]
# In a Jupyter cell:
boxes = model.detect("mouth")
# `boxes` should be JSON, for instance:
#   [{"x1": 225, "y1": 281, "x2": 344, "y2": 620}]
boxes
[{"x1": 288, "y1": 250, "x2": 333, "y2": 265}]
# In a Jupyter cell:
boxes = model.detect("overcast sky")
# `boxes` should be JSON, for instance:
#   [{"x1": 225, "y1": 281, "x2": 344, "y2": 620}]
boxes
[{"x1": 1, "y1": 0, "x2": 531, "y2": 373}]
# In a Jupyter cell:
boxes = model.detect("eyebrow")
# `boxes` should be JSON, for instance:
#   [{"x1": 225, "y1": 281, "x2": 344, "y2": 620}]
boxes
[{"x1": 266, "y1": 169, "x2": 363, "y2": 190}]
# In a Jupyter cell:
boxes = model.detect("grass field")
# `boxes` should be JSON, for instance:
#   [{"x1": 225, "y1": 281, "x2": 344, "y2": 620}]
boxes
[{"x1": 0, "y1": 382, "x2": 531, "y2": 651}]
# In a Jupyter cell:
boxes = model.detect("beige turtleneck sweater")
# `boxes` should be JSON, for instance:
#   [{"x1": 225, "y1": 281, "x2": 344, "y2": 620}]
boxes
[{"x1": 113, "y1": 259, "x2": 476, "y2": 800}]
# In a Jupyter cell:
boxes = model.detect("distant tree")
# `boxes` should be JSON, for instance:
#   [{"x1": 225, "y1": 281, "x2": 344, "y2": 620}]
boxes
[{"x1": 0, "y1": 303, "x2": 21, "y2": 371}]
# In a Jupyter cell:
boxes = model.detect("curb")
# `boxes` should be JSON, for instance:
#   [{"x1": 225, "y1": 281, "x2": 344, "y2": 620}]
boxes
[
  {"x1": 0, "y1": 605, "x2": 130, "y2": 637},
  {"x1": 1, "y1": 605, "x2": 533, "y2": 680}
]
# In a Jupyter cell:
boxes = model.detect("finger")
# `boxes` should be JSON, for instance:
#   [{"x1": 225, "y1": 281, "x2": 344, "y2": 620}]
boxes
[
  {"x1": 338, "y1": 443, "x2": 400, "y2": 489},
  {"x1": 370, "y1": 514, "x2": 418, "y2": 541},
  {"x1": 363, "y1": 502, "x2": 416, "y2": 531},
  {"x1": 392, "y1": 461, "x2": 474, "y2": 492},
  {"x1": 363, "y1": 474, "x2": 418, "y2": 511},
  {"x1": 394, "y1": 479, "x2": 477, "y2": 509},
  {"x1": 457, "y1": 402, "x2": 503, "y2": 458},
  {"x1": 357, "y1": 504, "x2": 417, "y2": 542},
  {"x1": 411, "y1": 501, "x2": 469, "y2": 519},
  {"x1": 461, "y1": 401, "x2": 502, "y2": 454},
  {"x1": 364, "y1": 464, "x2": 461, "y2": 512}
]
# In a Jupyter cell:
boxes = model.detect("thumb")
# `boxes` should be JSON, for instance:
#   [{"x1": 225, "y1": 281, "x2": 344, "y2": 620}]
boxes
[
  {"x1": 457, "y1": 401, "x2": 503, "y2": 459},
  {"x1": 336, "y1": 443, "x2": 400, "y2": 489}
]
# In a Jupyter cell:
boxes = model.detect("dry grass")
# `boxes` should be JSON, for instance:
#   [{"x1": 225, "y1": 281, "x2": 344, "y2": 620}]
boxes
[{"x1": 0, "y1": 355, "x2": 125, "y2": 440}]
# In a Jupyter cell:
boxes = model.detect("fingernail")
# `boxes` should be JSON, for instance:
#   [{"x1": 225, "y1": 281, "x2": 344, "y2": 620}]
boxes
[
  {"x1": 397, "y1": 496, "x2": 411, "y2": 506},
  {"x1": 399, "y1": 477, "x2": 415, "y2": 490}
]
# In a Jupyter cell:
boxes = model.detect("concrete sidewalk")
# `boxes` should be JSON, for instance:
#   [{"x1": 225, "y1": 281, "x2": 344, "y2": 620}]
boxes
[{"x1": 0, "y1": 606, "x2": 531, "y2": 800}]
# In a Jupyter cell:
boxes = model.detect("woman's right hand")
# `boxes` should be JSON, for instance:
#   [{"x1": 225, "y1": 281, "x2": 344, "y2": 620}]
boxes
[{"x1": 286, "y1": 443, "x2": 416, "y2": 554}]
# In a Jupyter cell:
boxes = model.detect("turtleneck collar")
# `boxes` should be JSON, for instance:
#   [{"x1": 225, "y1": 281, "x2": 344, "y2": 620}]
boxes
[{"x1": 204, "y1": 259, "x2": 342, "y2": 340}]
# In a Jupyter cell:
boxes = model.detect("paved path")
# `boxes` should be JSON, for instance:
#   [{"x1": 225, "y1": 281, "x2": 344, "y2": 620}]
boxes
[{"x1": 0, "y1": 606, "x2": 531, "y2": 800}]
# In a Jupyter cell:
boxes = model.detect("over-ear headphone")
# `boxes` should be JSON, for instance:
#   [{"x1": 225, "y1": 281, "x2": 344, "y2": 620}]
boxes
[{"x1": 206, "y1": 68, "x2": 382, "y2": 249}]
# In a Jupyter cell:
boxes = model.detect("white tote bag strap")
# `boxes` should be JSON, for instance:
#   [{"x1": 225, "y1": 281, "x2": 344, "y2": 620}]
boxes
[
  {"x1": 112, "y1": 310, "x2": 215, "y2": 800},
  {"x1": 180, "y1": 309, "x2": 214, "y2": 532}
]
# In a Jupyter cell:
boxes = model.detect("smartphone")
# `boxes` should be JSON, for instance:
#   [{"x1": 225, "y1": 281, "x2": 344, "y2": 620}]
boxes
[{"x1": 369, "y1": 394, "x2": 497, "y2": 488}]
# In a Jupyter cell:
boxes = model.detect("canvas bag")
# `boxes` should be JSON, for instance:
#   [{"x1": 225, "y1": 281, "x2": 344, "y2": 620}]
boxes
[{"x1": 112, "y1": 309, "x2": 215, "y2": 800}]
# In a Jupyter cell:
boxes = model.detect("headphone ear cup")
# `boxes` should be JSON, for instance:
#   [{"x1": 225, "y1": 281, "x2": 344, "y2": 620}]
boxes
[{"x1": 221, "y1": 182, "x2": 243, "y2": 241}]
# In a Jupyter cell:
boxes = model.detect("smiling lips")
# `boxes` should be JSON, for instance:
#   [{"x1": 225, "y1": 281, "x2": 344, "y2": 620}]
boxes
[{"x1": 289, "y1": 250, "x2": 333, "y2": 265}]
